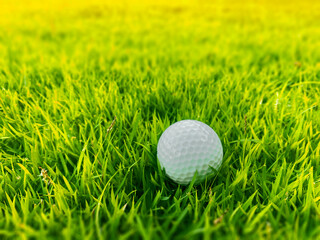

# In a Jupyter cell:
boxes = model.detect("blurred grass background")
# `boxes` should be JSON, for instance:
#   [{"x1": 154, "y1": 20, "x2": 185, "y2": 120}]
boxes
[{"x1": 1, "y1": 0, "x2": 320, "y2": 75}]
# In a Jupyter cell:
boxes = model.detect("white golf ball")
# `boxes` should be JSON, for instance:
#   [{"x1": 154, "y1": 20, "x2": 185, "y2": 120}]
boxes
[{"x1": 157, "y1": 120, "x2": 223, "y2": 185}]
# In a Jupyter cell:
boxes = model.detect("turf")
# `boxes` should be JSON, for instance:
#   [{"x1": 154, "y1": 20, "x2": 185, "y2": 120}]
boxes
[{"x1": 1, "y1": 0, "x2": 320, "y2": 239}]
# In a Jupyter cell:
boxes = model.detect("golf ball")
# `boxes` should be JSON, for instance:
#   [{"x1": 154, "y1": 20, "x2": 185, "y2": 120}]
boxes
[{"x1": 157, "y1": 120, "x2": 223, "y2": 185}]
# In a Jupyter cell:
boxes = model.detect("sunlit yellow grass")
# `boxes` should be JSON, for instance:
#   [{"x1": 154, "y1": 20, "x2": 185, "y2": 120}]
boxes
[{"x1": 1, "y1": 0, "x2": 320, "y2": 78}]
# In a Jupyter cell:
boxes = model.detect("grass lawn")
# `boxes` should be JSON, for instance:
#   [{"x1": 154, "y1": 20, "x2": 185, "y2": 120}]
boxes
[{"x1": 1, "y1": 0, "x2": 320, "y2": 239}]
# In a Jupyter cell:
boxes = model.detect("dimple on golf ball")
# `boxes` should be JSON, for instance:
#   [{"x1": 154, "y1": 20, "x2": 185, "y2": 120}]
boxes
[{"x1": 157, "y1": 120, "x2": 223, "y2": 185}]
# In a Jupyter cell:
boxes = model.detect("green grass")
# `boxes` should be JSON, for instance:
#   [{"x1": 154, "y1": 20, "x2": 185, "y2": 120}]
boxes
[{"x1": 1, "y1": 0, "x2": 320, "y2": 239}]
